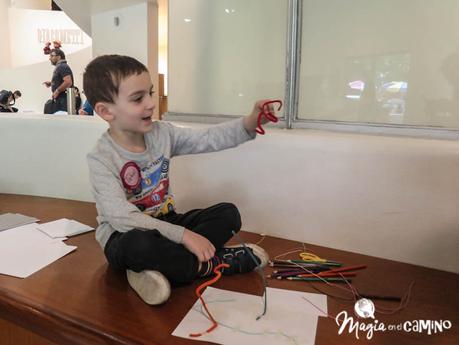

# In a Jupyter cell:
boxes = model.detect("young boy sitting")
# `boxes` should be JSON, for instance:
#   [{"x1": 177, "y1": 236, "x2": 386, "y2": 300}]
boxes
[{"x1": 84, "y1": 55, "x2": 276, "y2": 305}]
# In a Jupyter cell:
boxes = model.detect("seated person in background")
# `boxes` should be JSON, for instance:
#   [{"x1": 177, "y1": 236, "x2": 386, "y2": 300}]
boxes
[
  {"x1": 74, "y1": 86, "x2": 82, "y2": 113},
  {"x1": 79, "y1": 99, "x2": 94, "y2": 116},
  {"x1": 0, "y1": 90, "x2": 21, "y2": 113}
]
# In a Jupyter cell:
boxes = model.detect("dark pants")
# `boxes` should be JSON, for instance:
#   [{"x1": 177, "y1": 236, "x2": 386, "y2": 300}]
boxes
[
  {"x1": 55, "y1": 95, "x2": 67, "y2": 112},
  {"x1": 104, "y1": 203, "x2": 241, "y2": 285}
]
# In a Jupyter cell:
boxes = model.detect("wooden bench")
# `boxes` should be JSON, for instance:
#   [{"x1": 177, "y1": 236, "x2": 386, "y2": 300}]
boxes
[{"x1": 0, "y1": 194, "x2": 457, "y2": 344}]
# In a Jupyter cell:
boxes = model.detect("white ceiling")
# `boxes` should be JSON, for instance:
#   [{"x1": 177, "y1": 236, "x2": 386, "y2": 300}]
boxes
[{"x1": 55, "y1": 0, "x2": 155, "y2": 35}]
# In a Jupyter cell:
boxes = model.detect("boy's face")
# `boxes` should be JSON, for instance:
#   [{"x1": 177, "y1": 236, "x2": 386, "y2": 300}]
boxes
[{"x1": 103, "y1": 71, "x2": 155, "y2": 136}]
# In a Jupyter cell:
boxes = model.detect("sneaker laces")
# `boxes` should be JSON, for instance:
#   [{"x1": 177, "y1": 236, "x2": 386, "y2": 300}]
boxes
[{"x1": 217, "y1": 247, "x2": 261, "y2": 275}]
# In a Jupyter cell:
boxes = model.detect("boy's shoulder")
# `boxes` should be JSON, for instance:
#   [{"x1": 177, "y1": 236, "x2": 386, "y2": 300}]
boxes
[
  {"x1": 87, "y1": 121, "x2": 169, "y2": 162},
  {"x1": 87, "y1": 131, "x2": 114, "y2": 165}
]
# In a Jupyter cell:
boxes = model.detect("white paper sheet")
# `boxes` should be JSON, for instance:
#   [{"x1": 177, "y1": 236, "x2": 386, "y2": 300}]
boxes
[
  {"x1": 173, "y1": 287, "x2": 327, "y2": 345},
  {"x1": 36, "y1": 218, "x2": 94, "y2": 238},
  {"x1": 0, "y1": 224, "x2": 76, "y2": 278},
  {"x1": 0, "y1": 213, "x2": 39, "y2": 231}
]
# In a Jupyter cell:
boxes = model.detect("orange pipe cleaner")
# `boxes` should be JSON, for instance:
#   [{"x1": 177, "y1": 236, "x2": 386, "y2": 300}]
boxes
[{"x1": 189, "y1": 263, "x2": 230, "y2": 337}]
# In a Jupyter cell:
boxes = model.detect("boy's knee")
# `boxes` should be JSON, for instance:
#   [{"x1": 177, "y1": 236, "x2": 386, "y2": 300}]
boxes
[
  {"x1": 220, "y1": 202, "x2": 241, "y2": 232},
  {"x1": 121, "y1": 229, "x2": 161, "y2": 262}
]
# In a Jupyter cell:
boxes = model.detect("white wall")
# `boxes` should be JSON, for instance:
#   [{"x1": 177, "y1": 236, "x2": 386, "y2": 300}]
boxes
[
  {"x1": 0, "y1": 0, "x2": 11, "y2": 68},
  {"x1": 91, "y1": 3, "x2": 149, "y2": 63},
  {"x1": 172, "y1": 126, "x2": 459, "y2": 274},
  {"x1": 91, "y1": 2, "x2": 159, "y2": 118},
  {"x1": 8, "y1": 8, "x2": 91, "y2": 69},
  {"x1": 1, "y1": 115, "x2": 458, "y2": 273},
  {"x1": 9, "y1": 0, "x2": 50, "y2": 10},
  {"x1": 54, "y1": 0, "x2": 91, "y2": 35},
  {"x1": 158, "y1": 0, "x2": 167, "y2": 93},
  {"x1": 0, "y1": 115, "x2": 107, "y2": 199}
]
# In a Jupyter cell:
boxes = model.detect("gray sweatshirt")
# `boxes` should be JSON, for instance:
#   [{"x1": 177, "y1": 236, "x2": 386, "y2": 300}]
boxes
[{"x1": 87, "y1": 118, "x2": 255, "y2": 249}]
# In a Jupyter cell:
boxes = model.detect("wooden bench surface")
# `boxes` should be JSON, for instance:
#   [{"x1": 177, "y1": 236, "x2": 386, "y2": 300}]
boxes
[{"x1": 0, "y1": 193, "x2": 457, "y2": 345}]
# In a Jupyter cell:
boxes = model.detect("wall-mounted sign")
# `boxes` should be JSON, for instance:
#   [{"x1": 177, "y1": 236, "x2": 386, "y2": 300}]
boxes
[
  {"x1": 37, "y1": 29, "x2": 85, "y2": 45},
  {"x1": 9, "y1": 8, "x2": 92, "y2": 68}
]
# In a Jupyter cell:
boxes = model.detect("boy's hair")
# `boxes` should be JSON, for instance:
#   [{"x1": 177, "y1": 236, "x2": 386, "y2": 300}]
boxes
[
  {"x1": 83, "y1": 55, "x2": 148, "y2": 107},
  {"x1": 51, "y1": 48, "x2": 65, "y2": 59}
]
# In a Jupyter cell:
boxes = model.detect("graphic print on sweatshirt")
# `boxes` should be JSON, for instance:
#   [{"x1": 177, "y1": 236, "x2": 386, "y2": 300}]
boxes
[{"x1": 120, "y1": 155, "x2": 175, "y2": 217}]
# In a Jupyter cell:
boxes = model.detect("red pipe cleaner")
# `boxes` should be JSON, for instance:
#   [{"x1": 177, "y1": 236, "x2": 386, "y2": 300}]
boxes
[{"x1": 256, "y1": 99, "x2": 283, "y2": 135}]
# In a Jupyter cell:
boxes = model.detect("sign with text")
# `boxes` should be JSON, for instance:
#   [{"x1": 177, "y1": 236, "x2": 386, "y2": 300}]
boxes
[{"x1": 9, "y1": 8, "x2": 91, "y2": 68}]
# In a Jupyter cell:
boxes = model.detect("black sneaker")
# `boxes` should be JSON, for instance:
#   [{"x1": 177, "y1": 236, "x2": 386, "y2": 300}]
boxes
[{"x1": 216, "y1": 243, "x2": 269, "y2": 276}]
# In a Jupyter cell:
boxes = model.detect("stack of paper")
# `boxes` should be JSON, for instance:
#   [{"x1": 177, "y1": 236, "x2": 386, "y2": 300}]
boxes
[
  {"x1": 0, "y1": 214, "x2": 94, "y2": 279},
  {"x1": 173, "y1": 286, "x2": 328, "y2": 345},
  {"x1": 0, "y1": 223, "x2": 77, "y2": 278},
  {"x1": 0, "y1": 213, "x2": 39, "y2": 231},
  {"x1": 36, "y1": 218, "x2": 94, "y2": 238}
]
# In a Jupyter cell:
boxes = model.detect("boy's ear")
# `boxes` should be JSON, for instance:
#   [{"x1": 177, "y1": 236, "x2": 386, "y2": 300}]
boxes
[{"x1": 94, "y1": 102, "x2": 114, "y2": 121}]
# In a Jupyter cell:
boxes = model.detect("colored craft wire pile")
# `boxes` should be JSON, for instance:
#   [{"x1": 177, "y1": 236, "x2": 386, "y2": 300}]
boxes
[
  {"x1": 268, "y1": 248, "x2": 413, "y2": 322},
  {"x1": 189, "y1": 241, "x2": 413, "y2": 337},
  {"x1": 267, "y1": 252, "x2": 365, "y2": 284}
]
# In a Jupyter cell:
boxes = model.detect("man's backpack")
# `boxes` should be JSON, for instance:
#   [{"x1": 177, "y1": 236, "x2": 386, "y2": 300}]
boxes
[{"x1": 44, "y1": 99, "x2": 59, "y2": 114}]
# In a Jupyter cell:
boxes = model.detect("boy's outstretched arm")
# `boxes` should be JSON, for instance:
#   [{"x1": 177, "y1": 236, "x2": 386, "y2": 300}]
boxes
[{"x1": 242, "y1": 99, "x2": 279, "y2": 133}]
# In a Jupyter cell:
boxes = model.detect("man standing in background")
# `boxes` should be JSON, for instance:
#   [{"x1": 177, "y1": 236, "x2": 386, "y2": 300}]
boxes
[{"x1": 43, "y1": 48, "x2": 74, "y2": 112}]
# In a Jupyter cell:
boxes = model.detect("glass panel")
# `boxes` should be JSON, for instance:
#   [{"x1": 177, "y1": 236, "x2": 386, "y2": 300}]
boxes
[
  {"x1": 168, "y1": 0, "x2": 287, "y2": 116},
  {"x1": 298, "y1": 0, "x2": 459, "y2": 128}
]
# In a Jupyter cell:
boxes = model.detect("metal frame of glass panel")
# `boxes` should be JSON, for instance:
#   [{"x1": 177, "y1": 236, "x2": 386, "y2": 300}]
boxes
[{"x1": 167, "y1": 0, "x2": 459, "y2": 139}]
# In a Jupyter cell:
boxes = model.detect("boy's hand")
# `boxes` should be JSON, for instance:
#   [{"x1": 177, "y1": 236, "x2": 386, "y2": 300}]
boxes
[
  {"x1": 243, "y1": 99, "x2": 278, "y2": 132},
  {"x1": 182, "y1": 229, "x2": 216, "y2": 262}
]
